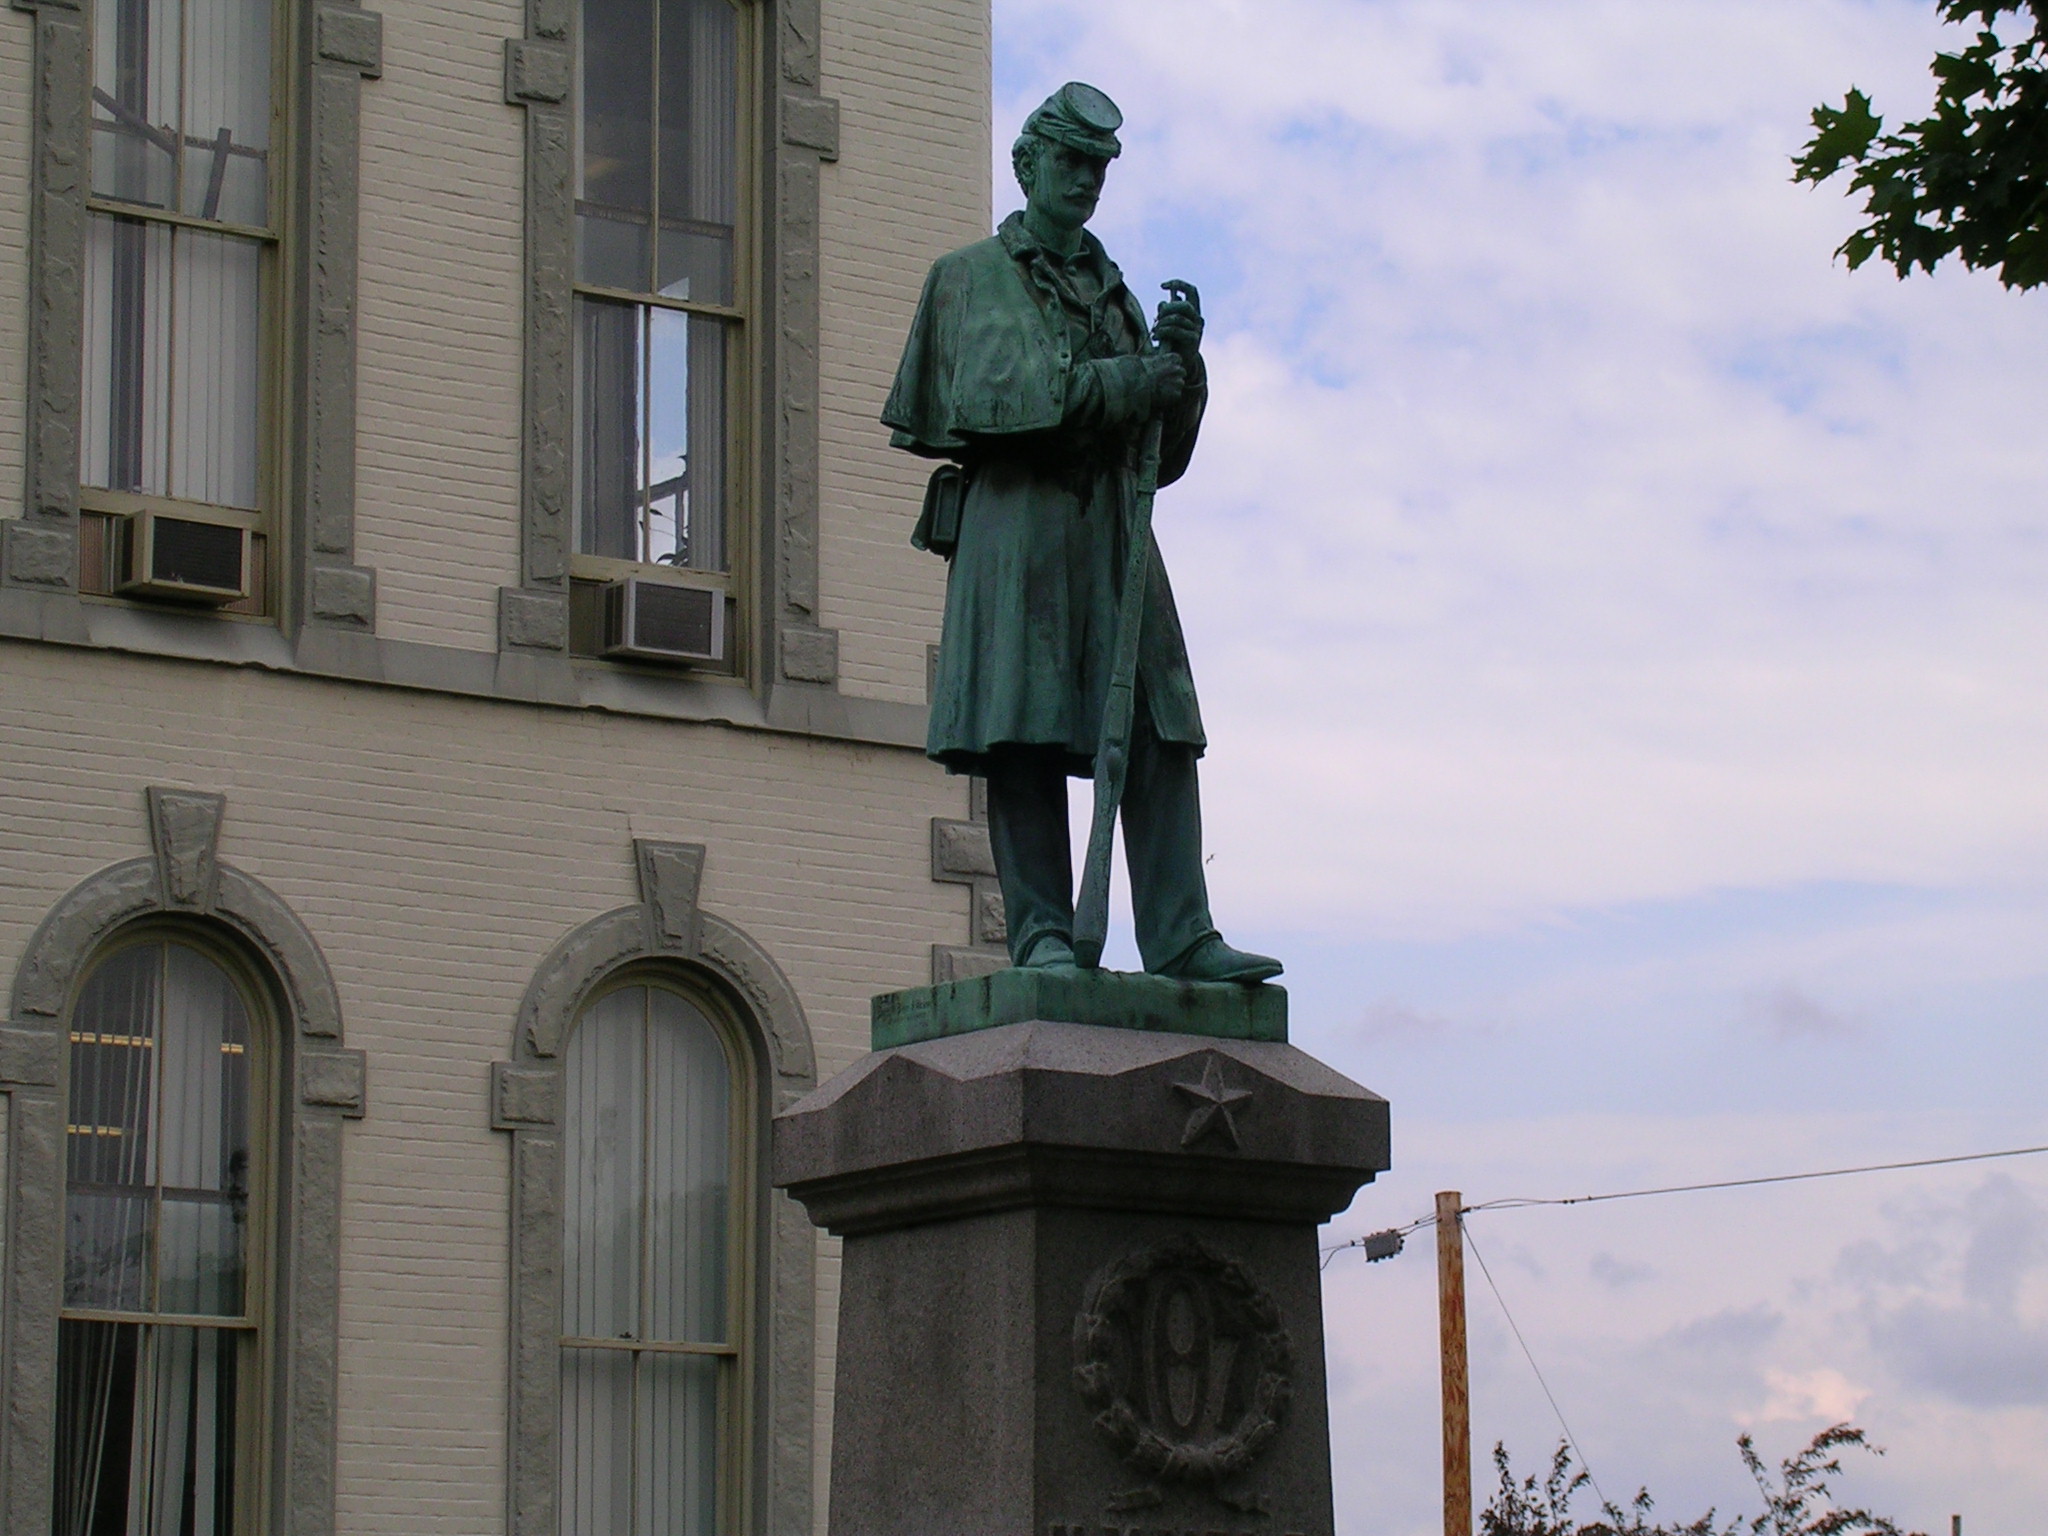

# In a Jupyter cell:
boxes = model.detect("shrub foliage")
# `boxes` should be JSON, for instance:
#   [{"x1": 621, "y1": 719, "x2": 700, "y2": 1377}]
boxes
[{"x1": 1479, "y1": 1424, "x2": 1923, "y2": 1536}]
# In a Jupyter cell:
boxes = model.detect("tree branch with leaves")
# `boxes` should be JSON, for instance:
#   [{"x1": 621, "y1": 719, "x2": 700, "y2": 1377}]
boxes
[{"x1": 1794, "y1": 2, "x2": 2048, "y2": 288}]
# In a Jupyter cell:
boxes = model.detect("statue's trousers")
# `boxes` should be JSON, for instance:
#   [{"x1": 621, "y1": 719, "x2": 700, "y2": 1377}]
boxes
[{"x1": 983, "y1": 708, "x2": 1218, "y2": 971}]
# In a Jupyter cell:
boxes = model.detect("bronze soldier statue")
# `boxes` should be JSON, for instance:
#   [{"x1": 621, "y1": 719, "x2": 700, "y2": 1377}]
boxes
[{"x1": 884, "y1": 82, "x2": 1281, "y2": 984}]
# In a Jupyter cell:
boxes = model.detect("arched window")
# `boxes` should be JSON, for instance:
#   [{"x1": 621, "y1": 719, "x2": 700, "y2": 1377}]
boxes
[
  {"x1": 54, "y1": 935, "x2": 268, "y2": 1536},
  {"x1": 558, "y1": 980, "x2": 744, "y2": 1536}
]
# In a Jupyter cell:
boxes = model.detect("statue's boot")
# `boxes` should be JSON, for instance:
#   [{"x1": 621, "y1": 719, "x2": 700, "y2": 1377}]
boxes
[
  {"x1": 1016, "y1": 932, "x2": 1077, "y2": 969},
  {"x1": 1155, "y1": 933, "x2": 1283, "y2": 984}
]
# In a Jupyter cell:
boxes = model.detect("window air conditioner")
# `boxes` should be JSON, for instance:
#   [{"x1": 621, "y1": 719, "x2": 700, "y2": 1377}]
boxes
[
  {"x1": 114, "y1": 510, "x2": 250, "y2": 604},
  {"x1": 602, "y1": 577, "x2": 726, "y2": 663}
]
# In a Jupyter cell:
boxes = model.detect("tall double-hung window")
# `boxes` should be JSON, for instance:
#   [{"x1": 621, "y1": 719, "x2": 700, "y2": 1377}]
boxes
[
  {"x1": 559, "y1": 982, "x2": 744, "y2": 1536},
  {"x1": 573, "y1": 0, "x2": 745, "y2": 579},
  {"x1": 81, "y1": 0, "x2": 277, "y2": 602},
  {"x1": 55, "y1": 938, "x2": 268, "y2": 1535}
]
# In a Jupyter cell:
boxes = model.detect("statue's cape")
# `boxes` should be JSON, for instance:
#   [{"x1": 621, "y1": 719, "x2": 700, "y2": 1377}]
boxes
[{"x1": 882, "y1": 220, "x2": 1144, "y2": 454}]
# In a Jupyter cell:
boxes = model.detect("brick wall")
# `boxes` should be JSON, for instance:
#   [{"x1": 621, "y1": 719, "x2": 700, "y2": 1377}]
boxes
[
  {"x1": 817, "y1": 0, "x2": 990, "y2": 706},
  {"x1": 353, "y1": 0, "x2": 528, "y2": 652}
]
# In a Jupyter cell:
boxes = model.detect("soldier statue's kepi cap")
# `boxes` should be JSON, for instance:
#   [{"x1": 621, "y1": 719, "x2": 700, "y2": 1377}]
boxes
[{"x1": 1022, "y1": 81, "x2": 1123, "y2": 159}]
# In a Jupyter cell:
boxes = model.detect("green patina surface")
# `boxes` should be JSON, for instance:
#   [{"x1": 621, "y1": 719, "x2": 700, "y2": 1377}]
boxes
[{"x1": 872, "y1": 967, "x2": 1287, "y2": 1051}]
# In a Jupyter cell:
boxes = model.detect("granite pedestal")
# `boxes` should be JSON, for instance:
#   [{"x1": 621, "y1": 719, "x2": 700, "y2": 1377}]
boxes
[{"x1": 774, "y1": 978, "x2": 1390, "y2": 1536}]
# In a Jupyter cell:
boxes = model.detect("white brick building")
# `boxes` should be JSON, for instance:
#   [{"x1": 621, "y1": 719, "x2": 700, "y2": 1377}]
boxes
[{"x1": 0, "y1": 0, "x2": 993, "y2": 1529}]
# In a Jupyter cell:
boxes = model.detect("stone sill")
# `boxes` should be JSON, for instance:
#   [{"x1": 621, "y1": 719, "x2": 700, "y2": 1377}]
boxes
[{"x1": 0, "y1": 585, "x2": 927, "y2": 751}]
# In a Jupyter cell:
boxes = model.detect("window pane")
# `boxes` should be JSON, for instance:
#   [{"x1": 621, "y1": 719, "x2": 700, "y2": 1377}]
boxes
[
  {"x1": 66, "y1": 1190, "x2": 155, "y2": 1313},
  {"x1": 169, "y1": 228, "x2": 263, "y2": 508},
  {"x1": 54, "y1": 1318, "x2": 139, "y2": 1535},
  {"x1": 577, "y1": 0, "x2": 654, "y2": 290},
  {"x1": 92, "y1": 0, "x2": 180, "y2": 211},
  {"x1": 644, "y1": 989, "x2": 728, "y2": 1344},
  {"x1": 563, "y1": 989, "x2": 645, "y2": 1341},
  {"x1": 83, "y1": 213, "x2": 173, "y2": 496},
  {"x1": 69, "y1": 945, "x2": 160, "y2": 1186},
  {"x1": 181, "y1": 0, "x2": 271, "y2": 226},
  {"x1": 158, "y1": 1194, "x2": 243, "y2": 1317},
  {"x1": 559, "y1": 1347, "x2": 634, "y2": 1536},
  {"x1": 639, "y1": 1352, "x2": 719, "y2": 1536},
  {"x1": 574, "y1": 295, "x2": 644, "y2": 561},
  {"x1": 56, "y1": 1320, "x2": 244, "y2": 1536},
  {"x1": 68, "y1": 945, "x2": 160, "y2": 1312},
  {"x1": 82, "y1": 217, "x2": 262, "y2": 507},
  {"x1": 654, "y1": 0, "x2": 736, "y2": 306},
  {"x1": 644, "y1": 309, "x2": 726, "y2": 573},
  {"x1": 156, "y1": 942, "x2": 251, "y2": 1316}
]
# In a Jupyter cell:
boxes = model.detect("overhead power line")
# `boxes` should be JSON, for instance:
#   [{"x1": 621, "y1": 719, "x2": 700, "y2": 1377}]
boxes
[
  {"x1": 1467, "y1": 1141, "x2": 2048, "y2": 1214},
  {"x1": 1322, "y1": 1139, "x2": 2048, "y2": 1261}
]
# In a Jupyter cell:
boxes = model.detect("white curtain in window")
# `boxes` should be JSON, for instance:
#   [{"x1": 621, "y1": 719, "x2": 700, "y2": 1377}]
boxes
[
  {"x1": 127, "y1": 1325, "x2": 233, "y2": 1536},
  {"x1": 560, "y1": 985, "x2": 730, "y2": 1536},
  {"x1": 644, "y1": 987, "x2": 727, "y2": 1342},
  {"x1": 653, "y1": 0, "x2": 736, "y2": 306},
  {"x1": 82, "y1": 217, "x2": 262, "y2": 508},
  {"x1": 673, "y1": 0, "x2": 735, "y2": 229},
  {"x1": 168, "y1": 230, "x2": 262, "y2": 509}
]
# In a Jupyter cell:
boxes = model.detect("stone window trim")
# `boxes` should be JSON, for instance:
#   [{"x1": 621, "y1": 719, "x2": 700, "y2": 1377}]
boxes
[
  {"x1": 1, "y1": 0, "x2": 386, "y2": 636},
  {"x1": 0, "y1": 785, "x2": 365, "y2": 1536},
  {"x1": 929, "y1": 773, "x2": 1007, "y2": 983},
  {"x1": 499, "y1": 0, "x2": 845, "y2": 702},
  {"x1": 490, "y1": 837, "x2": 817, "y2": 1536}
]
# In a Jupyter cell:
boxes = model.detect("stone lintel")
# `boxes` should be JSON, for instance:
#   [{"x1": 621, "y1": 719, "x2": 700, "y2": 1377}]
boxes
[{"x1": 873, "y1": 966, "x2": 1287, "y2": 1050}]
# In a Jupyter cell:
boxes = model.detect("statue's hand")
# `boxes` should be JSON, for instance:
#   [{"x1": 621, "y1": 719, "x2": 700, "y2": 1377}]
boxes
[
  {"x1": 1153, "y1": 280, "x2": 1204, "y2": 364},
  {"x1": 1143, "y1": 350, "x2": 1188, "y2": 409}
]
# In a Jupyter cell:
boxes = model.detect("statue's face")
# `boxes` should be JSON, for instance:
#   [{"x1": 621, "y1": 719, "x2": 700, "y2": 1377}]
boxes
[{"x1": 1026, "y1": 140, "x2": 1110, "y2": 232}]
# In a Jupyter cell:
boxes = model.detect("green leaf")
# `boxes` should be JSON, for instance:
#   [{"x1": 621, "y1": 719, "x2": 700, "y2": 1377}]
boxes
[{"x1": 1793, "y1": 90, "x2": 1883, "y2": 181}]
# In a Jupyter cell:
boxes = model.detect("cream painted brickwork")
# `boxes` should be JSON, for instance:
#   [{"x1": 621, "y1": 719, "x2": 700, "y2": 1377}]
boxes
[
  {"x1": 0, "y1": 644, "x2": 967, "y2": 1534},
  {"x1": 0, "y1": 9, "x2": 31, "y2": 516},
  {"x1": 816, "y1": 0, "x2": 990, "y2": 705},
  {"x1": 353, "y1": 0, "x2": 527, "y2": 650}
]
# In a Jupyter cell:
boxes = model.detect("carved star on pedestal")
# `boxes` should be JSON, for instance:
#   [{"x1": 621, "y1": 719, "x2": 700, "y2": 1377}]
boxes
[{"x1": 1171, "y1": 1057, "x2": 1254, "y2": 1150}]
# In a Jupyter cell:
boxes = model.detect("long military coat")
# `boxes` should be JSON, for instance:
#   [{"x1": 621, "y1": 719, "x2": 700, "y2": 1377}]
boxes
[{"x1": 883, "y1": 213, "x2": 1207, "y2": 777}]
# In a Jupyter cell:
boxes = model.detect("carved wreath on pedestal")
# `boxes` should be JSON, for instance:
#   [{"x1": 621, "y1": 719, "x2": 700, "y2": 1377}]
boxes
[{"x1": 1072, "y1": 1233, "x2": 1294, "y2": 1509}]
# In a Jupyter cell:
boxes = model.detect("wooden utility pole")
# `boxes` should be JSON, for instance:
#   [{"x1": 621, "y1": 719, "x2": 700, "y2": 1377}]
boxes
[{"x1": 1438, "y1": 1191, "x2": 1472, "y2": 1536}]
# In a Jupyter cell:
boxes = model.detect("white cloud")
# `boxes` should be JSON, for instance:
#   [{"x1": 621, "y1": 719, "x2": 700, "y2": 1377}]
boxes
[{"x1": 1751, "y1": 1366, "x2": 1871, "y2": 1425}]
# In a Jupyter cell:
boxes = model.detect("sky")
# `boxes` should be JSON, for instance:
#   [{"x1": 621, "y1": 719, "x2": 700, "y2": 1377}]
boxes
[{"x1": 991, "y1": 2, "x2": 2048, "y2": 1532}]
